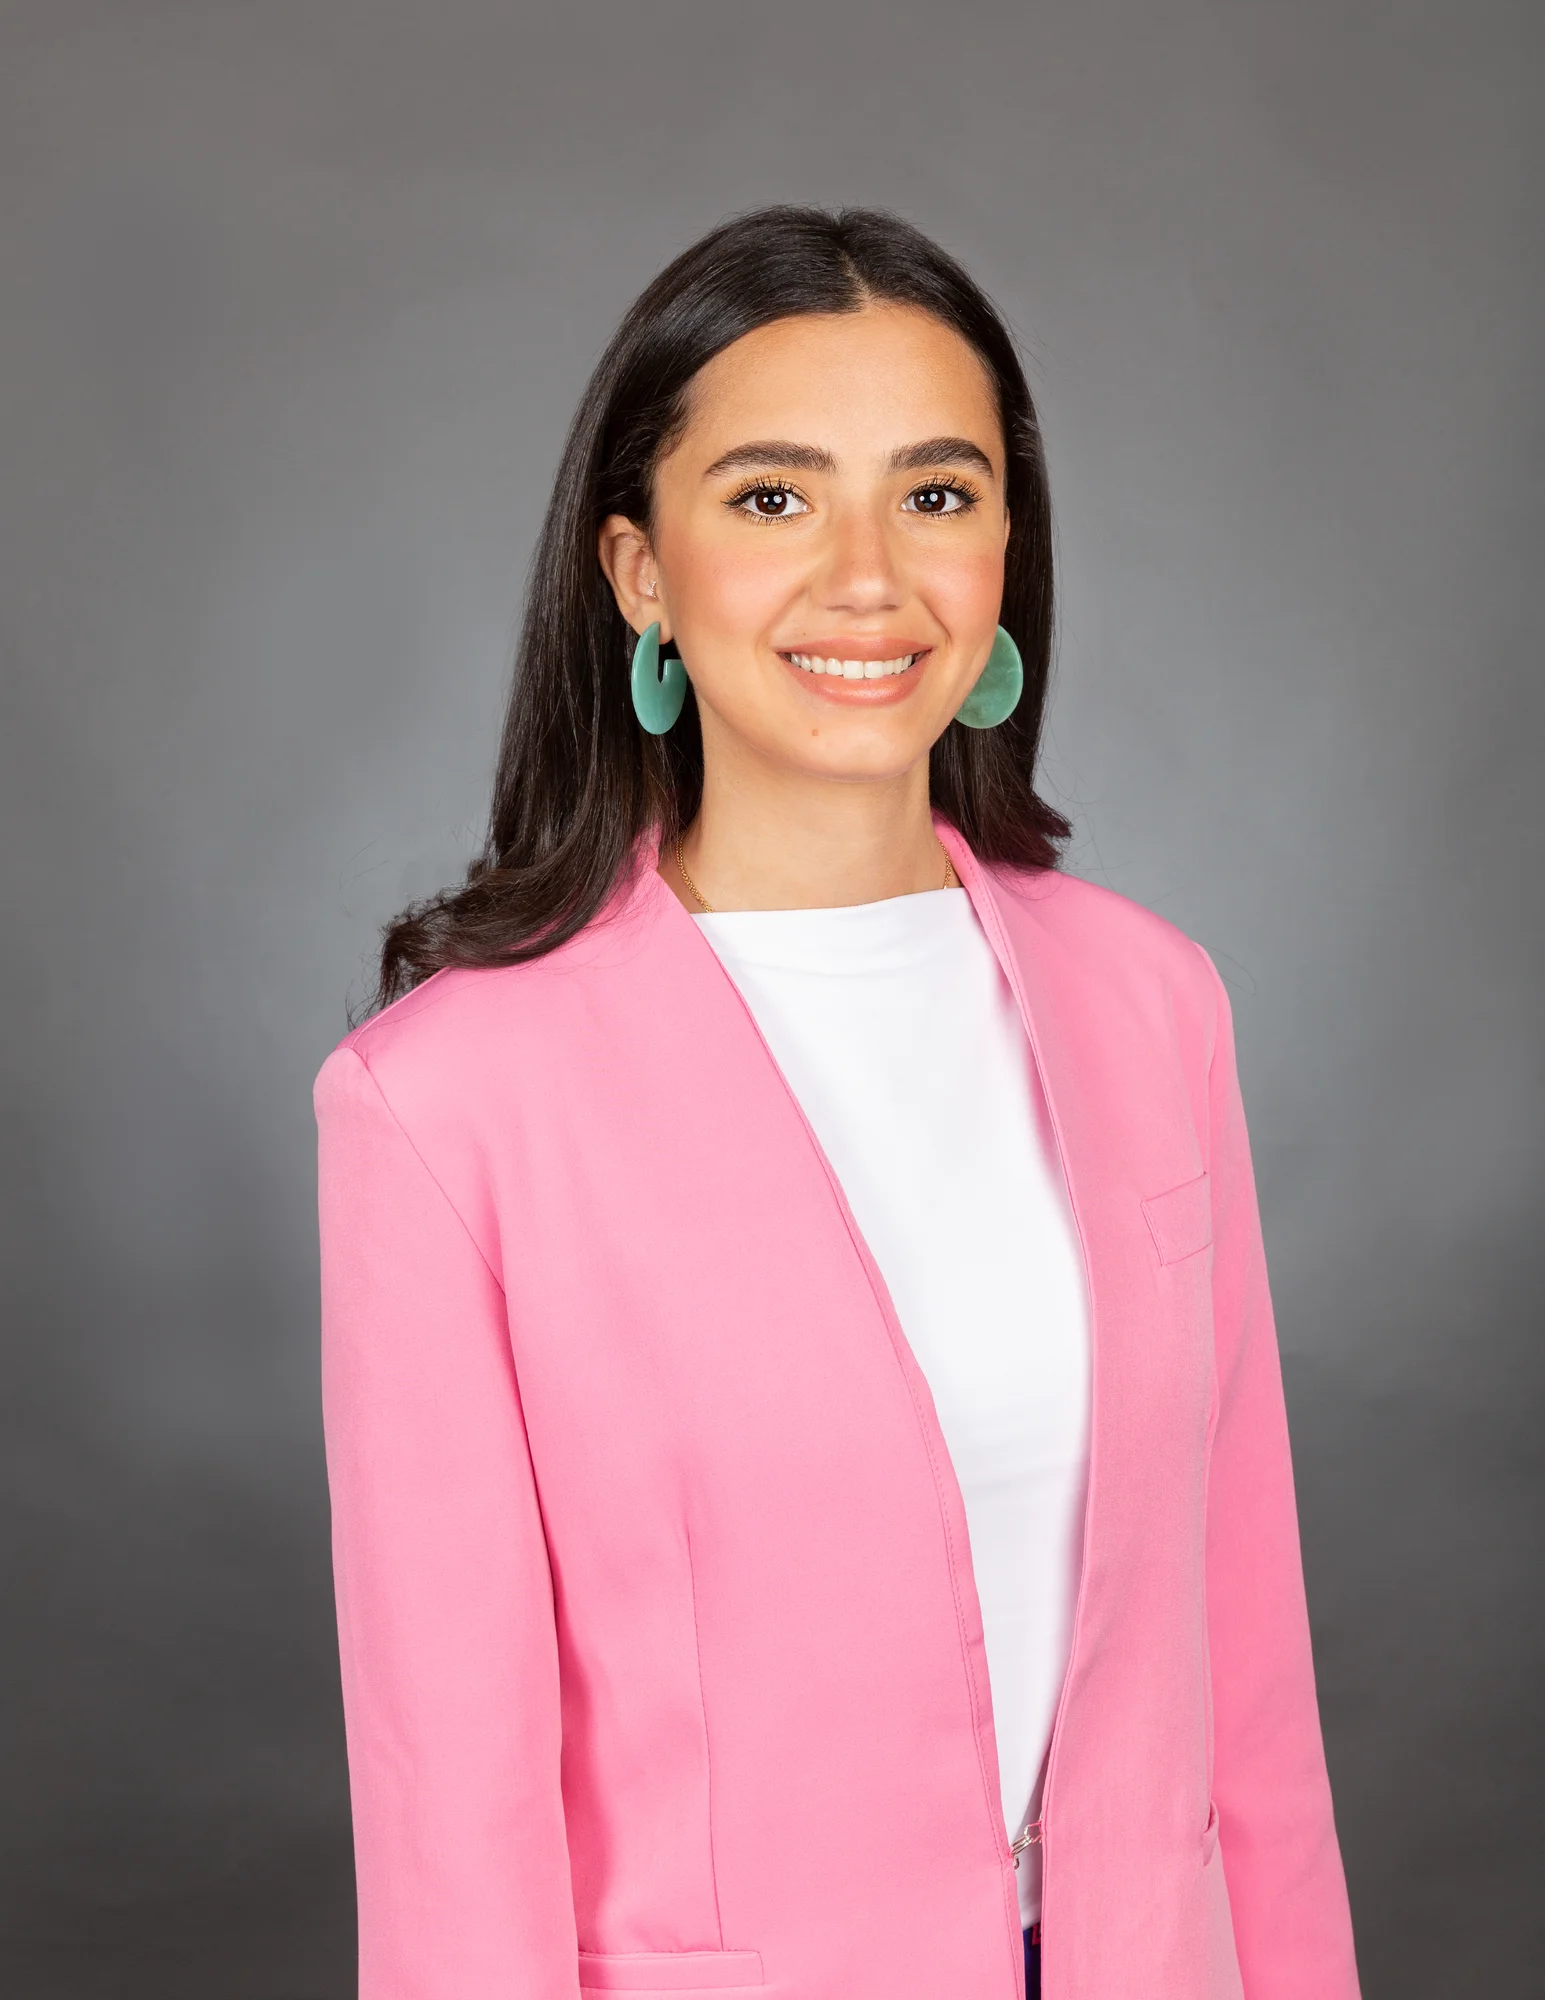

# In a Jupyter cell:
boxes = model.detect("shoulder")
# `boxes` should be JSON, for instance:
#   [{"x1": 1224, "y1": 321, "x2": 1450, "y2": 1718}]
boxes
[
  {"x1": 992, "y1": 864, "x2": 1211, "y2": 968},
  {"x1": 312, "y1": 875, "x2": 664, "y2": 1136},
  {"x1": 983, "y1": 862, "x2": 1228, "y2": 1058},
  {"x1": 313, "y1": 954, "x2": 573, "y2": 1134},
  {"x1": 314, "y1": 966, "x2": 493, "y2": 1117}
]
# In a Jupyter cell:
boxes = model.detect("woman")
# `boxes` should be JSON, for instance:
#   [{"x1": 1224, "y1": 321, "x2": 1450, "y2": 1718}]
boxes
[{"x1": 315, "y1": 207, "x2": 1360, "y2": 2000}]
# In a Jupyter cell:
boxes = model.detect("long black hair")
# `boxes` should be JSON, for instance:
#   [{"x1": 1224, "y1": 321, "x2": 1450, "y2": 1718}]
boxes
[{"x1": 369, "y1": 205, "x2": 1070, "y2": 1015}]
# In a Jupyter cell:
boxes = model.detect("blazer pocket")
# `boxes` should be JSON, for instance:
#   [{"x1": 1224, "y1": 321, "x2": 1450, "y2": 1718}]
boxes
[
  {"x1": 1142, "y1": 1169, "x2": 1213, "y2": 1265},
  {"x1": 1201, "y1": 1796, "x2": 1220, "y2": 1867},
  {"x1": 578, "y1": 1950, "x2": 765, "y2": 1993}
]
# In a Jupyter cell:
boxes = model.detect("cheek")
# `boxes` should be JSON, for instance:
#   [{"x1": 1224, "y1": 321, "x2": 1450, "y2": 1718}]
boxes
[
  {"x1": 660, "y1": 517, "x2": 802, "y2": 647},
  {"x1": 703, "y1": 549, "x2": 792, "y2": 630},
  {"x1": 918, "y1": 535, "x2": 1006, "y2": 634}
]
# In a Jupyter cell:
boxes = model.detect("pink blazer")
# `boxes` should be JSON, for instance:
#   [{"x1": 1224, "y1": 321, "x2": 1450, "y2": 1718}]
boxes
[{"x1": 314, "y1": 814, "x2": 1360, "y2": 2000}]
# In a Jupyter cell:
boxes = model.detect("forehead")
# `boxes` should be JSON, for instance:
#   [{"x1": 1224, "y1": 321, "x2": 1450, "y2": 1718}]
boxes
[{"x1": 674, "y1": 303, "x2": 1003, "y2": 470}]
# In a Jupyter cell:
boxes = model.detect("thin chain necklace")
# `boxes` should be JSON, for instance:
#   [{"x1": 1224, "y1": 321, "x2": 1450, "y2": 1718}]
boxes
[{"x1": 673, "y1": 829, "x2": 958, "y2": 914}]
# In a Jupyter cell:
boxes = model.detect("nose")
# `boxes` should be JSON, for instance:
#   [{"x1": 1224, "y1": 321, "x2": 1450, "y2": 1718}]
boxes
[{"x1": 812, "y1": 497, "x2": 904, "y2": 615}]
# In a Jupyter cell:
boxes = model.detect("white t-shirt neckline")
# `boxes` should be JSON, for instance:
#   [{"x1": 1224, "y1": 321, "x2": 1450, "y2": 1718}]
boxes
[{"x1": 692, "y1": 883, "x2": 966, "y2": 969}]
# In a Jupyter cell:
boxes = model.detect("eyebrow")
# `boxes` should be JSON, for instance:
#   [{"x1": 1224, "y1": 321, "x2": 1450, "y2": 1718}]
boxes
[
  {"x1": 887, "y1": 436, "x2": 996, "y2": 477},
  {"x1": 701, "y1": 435, "x2": 997, "y2": 481},
  {"x1": 702, "y1": 440, "x2": 836, "y2": 479}
]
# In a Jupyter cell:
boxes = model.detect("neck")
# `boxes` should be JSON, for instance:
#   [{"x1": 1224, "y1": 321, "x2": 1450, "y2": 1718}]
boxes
[{"x1": 664, "y1": 748, "x2": 947, "y2": 914}]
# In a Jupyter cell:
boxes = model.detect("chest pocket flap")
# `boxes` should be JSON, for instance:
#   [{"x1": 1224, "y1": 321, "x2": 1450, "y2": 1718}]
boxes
[{"x1": 1141, "y1": 1169, "x2": 1213, "y2": 1265}]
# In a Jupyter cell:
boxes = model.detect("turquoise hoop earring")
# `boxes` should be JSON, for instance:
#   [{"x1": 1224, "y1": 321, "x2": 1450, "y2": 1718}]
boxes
[
  {"x1": 630, "y1": 621, "x2": 687, "y2": 735},
  {"x1": 954, "y1": 625, "x2": 1024, "y2": 729}
]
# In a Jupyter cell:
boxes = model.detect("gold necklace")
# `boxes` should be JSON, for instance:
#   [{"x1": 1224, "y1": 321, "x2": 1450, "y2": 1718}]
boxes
[{"x1": 673, "y1": 830, "x2": 958, "y2": 913}]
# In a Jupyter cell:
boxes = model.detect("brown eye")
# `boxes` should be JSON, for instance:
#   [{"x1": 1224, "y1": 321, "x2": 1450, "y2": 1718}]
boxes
[
  {"x1": 904, "y1": 484, "x2": 967, "y2": 516},
  {"x1": 733, "y1": 484, "x2": 811, "y2": 521}
]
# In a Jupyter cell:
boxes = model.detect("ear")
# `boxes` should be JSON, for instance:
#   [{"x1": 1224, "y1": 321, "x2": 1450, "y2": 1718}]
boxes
[{"x1": 598, "y1": 516, "x2": 672, "y2": 643}]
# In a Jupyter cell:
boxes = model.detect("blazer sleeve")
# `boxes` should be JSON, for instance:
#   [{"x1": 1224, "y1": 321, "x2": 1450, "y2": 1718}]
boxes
[
  {"x1": 1193, "y1": 945, "x2": 1361, "y2": 1999},
  {"x1": 315, "y1": 1043, "x2": 580, "y2": 2000}
]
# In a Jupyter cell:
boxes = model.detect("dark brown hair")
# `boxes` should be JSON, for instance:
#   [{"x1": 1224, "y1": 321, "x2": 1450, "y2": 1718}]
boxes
[{"x1": 367, "y1": 205, "x2": 1069, "y2": 1016}]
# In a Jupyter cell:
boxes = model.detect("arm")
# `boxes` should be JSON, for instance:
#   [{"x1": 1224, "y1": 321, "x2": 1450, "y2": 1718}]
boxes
[
  {"x1": 316, "y1": 1044, "x2": 579, "y2": 1999},
  {"x1": 1194, "y1": 945, "x2": 1361, "y2": 1999}
]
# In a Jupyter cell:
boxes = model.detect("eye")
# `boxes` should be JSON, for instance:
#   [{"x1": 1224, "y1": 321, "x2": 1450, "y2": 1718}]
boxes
[
  {"x1": 731, "y1": 482, "x2": 811, "y2": 521},
  {"x1": 903, "y1": 481, "x2": 975, "y2": 516}
]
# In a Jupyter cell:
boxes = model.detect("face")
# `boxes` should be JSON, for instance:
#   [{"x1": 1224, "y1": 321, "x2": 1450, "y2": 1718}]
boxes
[{"x1": 600, "y1": 302, "x2": 1010, "y2": 783}]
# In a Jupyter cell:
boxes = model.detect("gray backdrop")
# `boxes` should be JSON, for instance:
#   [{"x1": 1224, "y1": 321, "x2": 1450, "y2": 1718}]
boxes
[{"x1": 3, "y1": 2, "x2": 1540, "y2": 1995}]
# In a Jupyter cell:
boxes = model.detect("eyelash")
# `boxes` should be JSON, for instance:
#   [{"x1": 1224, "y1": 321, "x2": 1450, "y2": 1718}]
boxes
[
  {"x1": 725, "y1": 478, "x2": 804, "y2": 522},
  {"x1": 906, "y1": 476, "x2": 982, "y2": 515},
  {"x1": 724, "y1": 476, "x2": 983, "y2": 521}
]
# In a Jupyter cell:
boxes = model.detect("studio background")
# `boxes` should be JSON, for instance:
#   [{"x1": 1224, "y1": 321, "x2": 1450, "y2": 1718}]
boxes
[{"x1": 3, "y1": 3, "x2": 1540, "y2": 1996}]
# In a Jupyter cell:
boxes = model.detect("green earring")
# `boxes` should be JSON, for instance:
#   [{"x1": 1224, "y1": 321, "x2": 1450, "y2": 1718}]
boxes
[
  {"x1": 954, "y1": 625, "x2": 1024, "y2": 728},
  {"x1": 630, "y1": 621, "x2": 687, "y2": 734}
]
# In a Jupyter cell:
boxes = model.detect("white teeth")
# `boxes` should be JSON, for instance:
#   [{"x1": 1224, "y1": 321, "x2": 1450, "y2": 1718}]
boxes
[{"x1": 787, "y1": 652, "x2": 917, "y2": 678}]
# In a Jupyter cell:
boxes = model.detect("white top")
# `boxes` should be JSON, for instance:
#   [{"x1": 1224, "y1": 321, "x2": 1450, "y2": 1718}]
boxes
[{"x1": 692, "y1": 885, "x2": 1090, "y2": 1927}]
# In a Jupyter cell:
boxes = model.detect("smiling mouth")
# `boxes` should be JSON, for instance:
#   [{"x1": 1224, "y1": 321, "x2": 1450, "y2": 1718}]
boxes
[{"x1": 782, "y1": 651, "x2": 922, "y2": 680}]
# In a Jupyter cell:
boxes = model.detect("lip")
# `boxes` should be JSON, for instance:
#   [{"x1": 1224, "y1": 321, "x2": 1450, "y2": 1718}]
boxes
[
  {"x1": 784, "y1": 638, "x2": 933, "y2": 661},
  {"x1": 776, "y1": 643, "x2": 932, "y2": 705}
]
